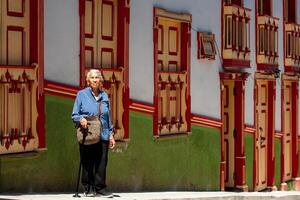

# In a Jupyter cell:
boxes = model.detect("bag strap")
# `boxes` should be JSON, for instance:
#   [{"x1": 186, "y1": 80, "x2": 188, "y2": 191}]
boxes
[{"x1": 98, "y1": 97, "x2": 103, "y2": 134}]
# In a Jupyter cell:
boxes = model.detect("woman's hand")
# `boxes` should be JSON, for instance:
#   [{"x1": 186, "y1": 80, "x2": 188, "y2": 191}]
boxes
[
  {"x1": 109, "y1": 134, "x2": 115, "y2": 149},
  {"x1": 80, "y1": 118, "x2": 88, "y2": 128}
]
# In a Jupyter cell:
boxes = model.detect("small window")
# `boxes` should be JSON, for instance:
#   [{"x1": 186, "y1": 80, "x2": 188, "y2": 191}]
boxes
[{"x1": 197, "y1": 32, "x2": 216, "y2": 60}]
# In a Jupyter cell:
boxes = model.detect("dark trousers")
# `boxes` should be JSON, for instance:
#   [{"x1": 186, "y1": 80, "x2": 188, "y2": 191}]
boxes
[{"x1": 79, "y1": 140, "x2": 109, "y2": 192}]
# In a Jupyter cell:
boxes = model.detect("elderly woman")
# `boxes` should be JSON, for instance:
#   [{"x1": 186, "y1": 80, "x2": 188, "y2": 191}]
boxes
[{"x1": 72, "y1": 69, "x2": 115, "y2": 197}]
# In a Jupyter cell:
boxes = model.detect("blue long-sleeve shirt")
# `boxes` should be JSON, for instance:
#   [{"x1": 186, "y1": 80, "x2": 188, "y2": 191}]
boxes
[{"x1": 71, "y1": 87, "x2": 113, "y2": 141}]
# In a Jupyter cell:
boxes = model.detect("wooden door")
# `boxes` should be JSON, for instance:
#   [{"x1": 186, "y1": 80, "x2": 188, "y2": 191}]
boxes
[
  {"x1": 255, "y1": 80, "x2": 268, "y2": 190},
  {"x1": 223, "y1": 80, "x2": 235, "y2": 188},
  {"x1": 0, "y1": 0, "x2": 30, "y2": 65},
  {"x1": 283, "y1": 80, "x2": 292, "y2": 180}
]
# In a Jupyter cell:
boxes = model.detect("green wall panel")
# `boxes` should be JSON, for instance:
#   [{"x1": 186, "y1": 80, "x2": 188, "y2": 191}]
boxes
[
  {"x1": 0, "y1": 95, "x2": 220, "y2": 192},
  {"x1": 274, "y1": 137, "x2": 281, "y2": 188},
  {"x1": 245, "y1": 133, "x2": 254, "y2": 191}
]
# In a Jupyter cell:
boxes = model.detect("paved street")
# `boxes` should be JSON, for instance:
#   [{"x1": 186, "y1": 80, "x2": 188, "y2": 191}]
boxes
[{"x1": 1, "y1": 191, "x2": 300, "y2": 200}]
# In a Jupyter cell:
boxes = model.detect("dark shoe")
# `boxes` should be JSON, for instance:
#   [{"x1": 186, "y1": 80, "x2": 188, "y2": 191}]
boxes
[{"x1": 96, "y1": 189, "x2": 113, "y2": 198}]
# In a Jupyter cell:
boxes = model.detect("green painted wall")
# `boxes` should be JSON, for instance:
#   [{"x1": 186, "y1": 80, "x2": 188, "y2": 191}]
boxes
[
  {"x1": 245, "y1": 133, "x2": 253, "y2": 191},
  {"x1": 274, "y1": 137, "x2": 281, "y2": 188},
  {"x1": 0, "y1": 94, "x2": 221, "y2": 192}
]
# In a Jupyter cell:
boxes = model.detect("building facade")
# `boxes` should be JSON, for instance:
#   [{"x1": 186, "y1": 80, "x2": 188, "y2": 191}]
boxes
[{"x1": 0, "y1": 0, "x2": 300, "y2": 192}]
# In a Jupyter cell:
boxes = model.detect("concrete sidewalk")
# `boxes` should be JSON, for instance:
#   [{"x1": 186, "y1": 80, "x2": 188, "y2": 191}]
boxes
[{"x1": 1, "y1": 191, "x2": 300, "y2": 200}]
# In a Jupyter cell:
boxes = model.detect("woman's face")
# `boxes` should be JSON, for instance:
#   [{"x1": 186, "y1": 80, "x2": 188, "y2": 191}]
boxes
[{"x1": 88, "y1": 73, "x2": 101, "y2": 89}]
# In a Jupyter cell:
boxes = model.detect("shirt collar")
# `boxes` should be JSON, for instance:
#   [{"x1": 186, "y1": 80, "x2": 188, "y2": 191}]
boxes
[{"x1": 88, "y1": 87, "x2": 102, "y2": 102}]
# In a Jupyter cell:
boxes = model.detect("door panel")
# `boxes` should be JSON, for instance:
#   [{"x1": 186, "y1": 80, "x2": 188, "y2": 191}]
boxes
[
  {"x1": 1, "y1": 0, "x2": 30, "y2": 65},
  {"x1": 223, "y1": 80, "x2": 235, "y2": 187},
  {"x1": 283, "y1": 81, "x2": 292, "y2": 180},
  {"x1": 255, "y1": 80, "x2": 268, "y2": 190}
]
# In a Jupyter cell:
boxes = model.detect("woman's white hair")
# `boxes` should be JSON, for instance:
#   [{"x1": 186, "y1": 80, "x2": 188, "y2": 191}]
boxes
[{"x1": 86, "y1": 69, "x2": 104, "y2": 85}]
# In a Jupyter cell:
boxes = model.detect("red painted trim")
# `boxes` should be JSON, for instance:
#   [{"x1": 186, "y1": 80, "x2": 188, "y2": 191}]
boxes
[
  {"x1": 6, "y1": 26, "x2": 25, "y2": 65},
  {"x1": 84, "y1": 0, "x2": 94, "y2": 38},
  {"x1": 267, "y1": 81, "x2": 275, "y2": 187},
  {"x1": 181, "y1": 22, "x2": 191, "y2": 132},
  {"x1": 101, "y1": 0, "x2": 114, "y2": 41},
  {"x1": 129, "y1": 100, "x2": 155, "y2": 115},
  {"x1": 245, "y1": 126, "x2": 255, "y2": 134},
  {"x1": 219, "y1": 72, "x2": 249, "y2": 80},
  {"x1": 29, "y1": 0, "x2": 45, "y2": 148},
  {"x1": 275, "y1": 132, "x2": 283, "y2": 138},
  {"x1": 281, "y1": 77, "x2": 285, "y2": 183},
  {"x1": 153, "y1": 8, "x2": 159, "y2": 137},
  {"x1": 285, "y1": 66, "x2": 300, "y2": 73},
  {"x1": 257, "y1": 64, "x2": 279, "y2": 71},
  {"x1": 79, "y1": 0, "x2": 85, "y2": 87},
  {"x1": 191, "y1": 114, "x2": 222, "y2": 129},
  {"x1": 223, "y1": 59, "x2": 251, "y2": 68},
  {"x1": 44, "y1": 80, "x2": 79, "y2": 99},
  {"x1": 291, "y1": 82, "x2": 298, "y2": 177},
  {"x1": 0, "y1": 65, "x2": 35, "y2": 69},
  {"x1": 253, "y1": 80, "x2": 258, "y2": 190},
  {"x1": 7, "y1": 0, "x2": 25, "y2": 17},
  {"x1": 234, "y1": 80, "x2": 246, "y2": 187},
  {"x1": 118, "y1": 0, "x2": 130, "y2": 139},
  {"x1": 158, "y1": 25, "x2": 164, "y2": 54}
]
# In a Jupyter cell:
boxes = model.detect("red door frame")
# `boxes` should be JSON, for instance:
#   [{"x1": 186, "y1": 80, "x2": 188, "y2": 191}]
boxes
[
  {"x1": 291, "y1": 81, "x2": 299, "y2": 178},
  {"x1": 30, "y1": 0, "x2": 45, "y2": 148},
  {"x1": 220, "y1": 72, "x2": 249, "y2": 191}
]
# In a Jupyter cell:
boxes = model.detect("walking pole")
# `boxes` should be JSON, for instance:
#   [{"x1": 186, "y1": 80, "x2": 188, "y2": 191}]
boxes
[{"x1": 73, "y1": 128, "x2": 88, "y2": 198}]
